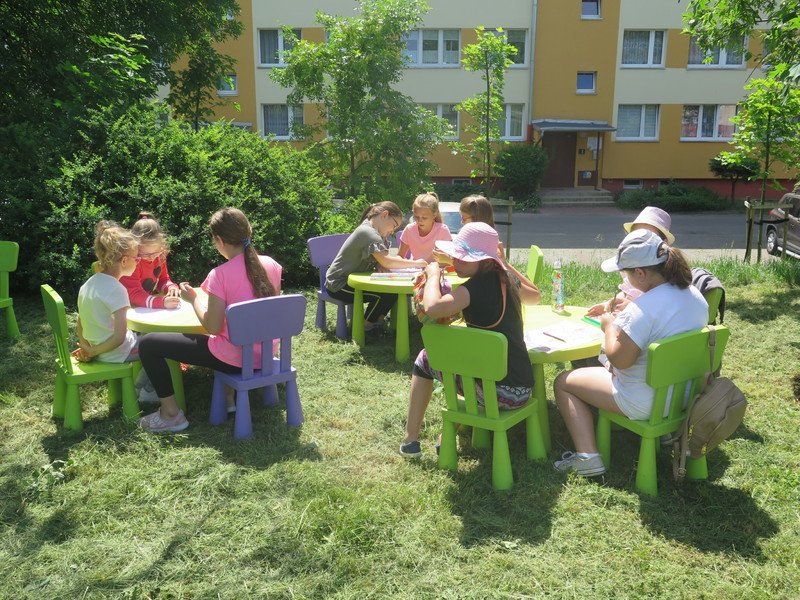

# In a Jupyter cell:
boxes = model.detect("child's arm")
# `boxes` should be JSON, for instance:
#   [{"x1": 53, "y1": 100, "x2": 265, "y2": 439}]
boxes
[
  {"x1": 600, "y1": 312, "x2": 640, "y2": 369},
  {"x1": 372, "y1": 251, "x2": 427, "y2": 270},
  {"x1": 398, "y1": 241, "x2": 411, "y2": 259},
  {"x1": 156, "y1": 261, "x2": 181, "y2": 298},
  {"x1": 77, "y1": 308, "x2": 129, "y2": 360},
  {"x1": 420, "y1": 262, "x2": 470, "y2": 319},
  {"x1": 180, "y1": 283, "x2": 225, "y2": 335},
  {"x1": 121, "y1": 269, "x2": 180, "y2": 309},
  {"x1": 497, "y1": 242, "x2": 540, "y2": 305}
]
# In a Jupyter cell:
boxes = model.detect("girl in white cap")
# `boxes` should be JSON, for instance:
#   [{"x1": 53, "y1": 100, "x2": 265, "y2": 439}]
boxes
[
  {"x1": 587, "y1": 206, "x2": 675, "y2": 317},
  {"x1": 552, "y1": 229, "x2": 707, "y2": 476},
  {"x1": 400, "y1": 223, "x2": 535, "y2": 457}
]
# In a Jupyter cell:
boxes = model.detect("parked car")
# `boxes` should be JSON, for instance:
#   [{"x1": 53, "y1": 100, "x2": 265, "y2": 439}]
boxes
[{"x1": 765, "y1": 192, "x2": 800, "y2": 258}]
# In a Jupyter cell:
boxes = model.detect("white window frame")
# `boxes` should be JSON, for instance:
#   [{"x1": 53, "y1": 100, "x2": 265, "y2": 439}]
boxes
[
  {"x1": 615, "y1": 104, "x2": 660, "y2": 141},
  {"x1": 452, "y1": 178, "x2": 472, "y2": 185},
  {"x1": 623, "y1": 179, "x2": 643, "y2": 189},
  {"x1": 421, "y1": 103, "x2": 459, "y2": 140},
  {"x1": 262, "y1": 104, "x2": 304, "y2": 140},
  {"x1": 403, "y1": 29, "x2": 460, "y2": 67},
  {"x1": 496, "y1": 104, "x2": 524, "y2": 140},
  {"x1": 581, "y1": 0, "x2": 601, "y2": 19},
  {"x1": 576, "y1": 72, "x2": 596, "y2": 94},
  {"x1": 258, "y1": 29, "x2": 300, "y2": 67},
  {"x1": 217, "y1": 74, "x2": 237, "y2": 96},
  {"x1": 621, "y1": 30, "x2": 665, "y2": 68},
  {"x1": 492, "y1": 29, "x2": 527, "y2": 66},
  {"x1": 680, "y1": 104, "x2": 737, "y2": 141},
  {"x1": 688, "y1": 36, "x2": 746, "y2": 68}
]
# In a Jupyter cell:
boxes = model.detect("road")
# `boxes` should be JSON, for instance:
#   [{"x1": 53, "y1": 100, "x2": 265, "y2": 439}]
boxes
[{"x1": 503, "y1": 207, "x2": 754, "y2": 265}]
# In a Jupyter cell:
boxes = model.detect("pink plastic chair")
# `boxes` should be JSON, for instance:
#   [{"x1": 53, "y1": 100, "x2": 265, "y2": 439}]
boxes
[
  {"x1": 209, "y1": 294, "x2": 307, "y2": 439},
  {"x1": 307, "y1": 234, "x2": 351, "y2": 339}
]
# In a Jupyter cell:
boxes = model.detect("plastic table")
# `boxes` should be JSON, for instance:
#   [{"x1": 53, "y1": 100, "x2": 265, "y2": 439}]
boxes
[
  {"x1": 347, "y1": 272, "x2": 467, "y2": 362},
  {"x1": 524, "y1": 305, "x2": 603, "y2": 452},
  {"x1": 126, "y1": 291, "x2": 207, "y2": 408}
]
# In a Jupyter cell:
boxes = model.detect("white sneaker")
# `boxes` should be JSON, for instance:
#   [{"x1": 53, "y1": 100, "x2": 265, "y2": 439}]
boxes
[
  {"x1": 137, "y1": 387, "x2": 160, "y2": 405},
  {"x1": 553, "y1": 451, "x2": 606, "y2": 476},
  {"x1": 139, "y1": 410, "x2": 189, "y2": 433}
]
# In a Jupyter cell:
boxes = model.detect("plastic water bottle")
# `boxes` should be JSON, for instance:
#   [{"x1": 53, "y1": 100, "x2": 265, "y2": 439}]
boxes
[{"x1": 552, "y1": 259, "x2": 565, "y2": 313}]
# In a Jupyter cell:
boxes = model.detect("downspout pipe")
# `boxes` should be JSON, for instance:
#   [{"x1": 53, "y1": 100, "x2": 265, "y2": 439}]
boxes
[{"x1": 528, "y1": 0, "x2": 538, "y2": 144}]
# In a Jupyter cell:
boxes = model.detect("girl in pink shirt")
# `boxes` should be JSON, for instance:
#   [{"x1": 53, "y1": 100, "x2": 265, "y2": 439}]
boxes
[
  {"x1": 138, "y1": 208, "x2": 282, "y2": 433},
  {"x1": 398, "y1": 192, "x2": 452, "y2": 262}
]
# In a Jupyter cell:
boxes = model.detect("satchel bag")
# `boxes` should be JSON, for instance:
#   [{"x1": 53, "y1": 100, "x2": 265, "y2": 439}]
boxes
[
  {"x1": 672, "y1": 326, "x2": 747, "y2": 481},
  {"x1": 413, "y1": 271, "x2": 459, "y2": 325}
]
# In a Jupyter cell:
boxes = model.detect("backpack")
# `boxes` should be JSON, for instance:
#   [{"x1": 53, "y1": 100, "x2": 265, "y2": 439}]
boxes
[
  {"x1": 672, "y1": 326, "x2": 747, "y2": 481},
  {"x1": 413, "y1": 271, "x2": 459, "y2": 326}
]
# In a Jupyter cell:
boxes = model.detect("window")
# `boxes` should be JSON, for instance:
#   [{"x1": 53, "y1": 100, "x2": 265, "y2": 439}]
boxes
[
  {"x1": 403, "y1": 29, "x2": 460, "y2": 66},
  {"x1": 259, "y1": 29, "x2": 300, "y2": 66},
  {"x1": 681, "y1": 104, "x2": 737, "y2": 140},
  {"x1": 422, "y1": 104, "x2": 459, "y2": 139},
  {"x1": 623, "y1": 179, "x2": 643, "y2": 189},
  {"x1": 582, "y1": 1, "x2": 601, "y2": 18},
  {"x1": 621, "y1": 30, "x2": 664, "y2": 67},
  {"x1": 688, "y1": 36, "x2": 745, "y2": 67},
  {"x1": 217, "y1": 74, "x2": 237, "y2": 96},
  {"x1": 616, "y1": 105, "x2": 659, "y2": 139},
  {"x1": 263, "y1": 104, "x2": 303, "y2": 138},
  {"x1": 452, "y1": 178, "x2": 472, "y2": 185},
  {"x1": 494, "y1": 29, "x2": 526, "y2": 65},
  {"x1": 577, "y1": 72, "x2": 596, "y2": 94},
  {"x1": 495, "y1": 104, "x2": 524, "y2": 139}
]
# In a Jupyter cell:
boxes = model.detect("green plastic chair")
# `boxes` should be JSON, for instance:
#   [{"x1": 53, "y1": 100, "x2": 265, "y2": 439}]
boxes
[
  {"x1": 422, "y1": 324, "x2": 546, "y2": 490},
  {"x1": 40, "y1": 284, "x2": 140, "y2": 431},
  {"x1": 526, "y1": 245, "x2": 545, "y2": 287},
  {"x1": 704, "y1": 288, "x2": 723, "y2": 324},
  {"x1": 0, "y1": 241, "x2": 21, "y2": 339},
  {"x1": 596, "y1": 325, "x2": 730, "y2": 496}
]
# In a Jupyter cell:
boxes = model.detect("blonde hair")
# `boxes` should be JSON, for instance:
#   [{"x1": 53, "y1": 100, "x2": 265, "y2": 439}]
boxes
[
  {"x1": 94, "y1": 221, "x2": 138, "y2": 270},
  {"x1": 209, "y1": 207, "x2": 276, "y2": 299},
  {"x1": 460, "y1": 195, "x2": 495, "y2": 228},
  {"x1": 412, "y1": 192, "x2": 442, "y2": 223},
  {"x1": 131, "y1": 211, "x2": 169, "y2": 251}
]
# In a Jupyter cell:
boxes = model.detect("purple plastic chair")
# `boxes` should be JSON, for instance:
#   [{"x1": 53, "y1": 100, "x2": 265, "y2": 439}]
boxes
[
  {"x1": 209, "y1": 294, "x2": 307, "y2": 439},
  {"x1": 307, "y1": 234, "x2": 351, "y2": 339}
]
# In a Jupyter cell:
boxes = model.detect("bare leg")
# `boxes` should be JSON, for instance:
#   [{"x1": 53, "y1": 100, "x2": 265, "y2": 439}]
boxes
[
  {"x1": 553, "y1": 367, "x2": 623, "y2": 454},
  {"x1": 158, "y1": 395, "x2": 181, "y2": 418},
  {"x1": 403, "y1": 375, "x2": 434, "y2": 443}
]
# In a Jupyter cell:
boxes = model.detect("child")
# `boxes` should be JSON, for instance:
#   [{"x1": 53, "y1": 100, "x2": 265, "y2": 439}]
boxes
[
  {"x1": 397, "y1": 192, "x2": 452, "y2": 262},
  {"x1": 137, "y1": 207, "x2": 282, "y2": 433},
  {"x1": 74, "y1": 221, "x2": 140, "y2": 363},
  {"x1": 552, "y1": 230, "x2": 707, "y2": 477},
  {"x1": 586, "y1": 206, "x2": 674, "y2": 317},
  {"x1": 121, "y1": 212, "x2": 181, "y2": 309},
  {"x1": 400, "y1": 223, "x2": 534, "y2": 457},
  {"x1": 325, "y1": 201, "x2": 427, "y2": 332},
  {"x1": 454, "y1": 194, "x2": 540, "y2": 305}
]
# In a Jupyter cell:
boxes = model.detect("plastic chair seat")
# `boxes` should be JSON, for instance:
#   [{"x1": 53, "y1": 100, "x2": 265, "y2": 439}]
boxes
[
  {"x1": 209, "y1": 294, "x2": 306, "y2": 439},
  {"x1": 423, "y1": 324, "x2": 546, "y2": 491},
  {"x1": 308, "y1": 234, "x2": 351, "y2": 339},
  {"x1": 596, "y1": 325, "x2": 730, "y2": 496},
  {"x1": 41, "y1": 284, "x2": 139, "y2": 431}
]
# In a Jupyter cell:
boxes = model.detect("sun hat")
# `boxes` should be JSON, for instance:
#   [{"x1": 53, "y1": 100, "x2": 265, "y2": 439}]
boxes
[
  {"x1": 434, "y1": 222, "x2": 505, "y2": 270},
  {"x1": 623, "y1": 206, "x2": 675, "y2": 244},
  {"x1": 601, "y1": 229, "x2": 669, "y2": 273}
]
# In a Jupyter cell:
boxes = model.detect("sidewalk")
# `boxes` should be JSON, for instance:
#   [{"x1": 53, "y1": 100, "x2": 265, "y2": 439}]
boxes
[{"x1": 508, "y1": 247, "x2": 751, "y2": 266}]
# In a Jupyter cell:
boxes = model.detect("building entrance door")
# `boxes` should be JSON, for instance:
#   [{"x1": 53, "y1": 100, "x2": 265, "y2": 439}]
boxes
[{"x1": 541, "y1": 132, "x2": 577, "y2": 188}]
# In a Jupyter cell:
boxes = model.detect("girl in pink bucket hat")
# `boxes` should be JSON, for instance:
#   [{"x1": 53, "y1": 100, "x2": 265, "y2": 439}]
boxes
[{"x1": 399, "y1": 223, "x2": 535, "y2": 458}]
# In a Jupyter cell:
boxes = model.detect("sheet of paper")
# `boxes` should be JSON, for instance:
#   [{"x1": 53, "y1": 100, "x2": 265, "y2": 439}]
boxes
[
  {"x1": 525, "y1": 321, "x2": 603, "y2": 353},
  {"x1": 370, "y1": 272, "x2": 416, "y2": 280},
  {"x1": 129, "y1": 301, "x2": 195, "y2": 324}
]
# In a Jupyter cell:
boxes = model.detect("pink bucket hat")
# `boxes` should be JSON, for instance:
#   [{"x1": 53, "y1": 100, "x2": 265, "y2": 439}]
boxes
[
  {"x1": 623, "y1": 206, "x2": 675, "y2": 244},
  {"x1": 435, "y1": 223, "x2": 506, "y2": 270}
]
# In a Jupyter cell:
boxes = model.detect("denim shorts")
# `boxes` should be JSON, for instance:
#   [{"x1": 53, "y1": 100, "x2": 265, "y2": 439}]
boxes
[{"x1": 413, "y1": 349, "x2": 531, "y2": 409}]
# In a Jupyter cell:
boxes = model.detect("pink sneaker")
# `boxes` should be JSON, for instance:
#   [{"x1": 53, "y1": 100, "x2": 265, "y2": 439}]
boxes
[{"x1": 139, "y1": 409, "x2": 189, "y2": 433}]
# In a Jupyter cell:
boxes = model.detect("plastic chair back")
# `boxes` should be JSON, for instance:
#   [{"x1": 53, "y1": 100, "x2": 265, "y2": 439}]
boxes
[
  {"x1": 703, "y1": 288, "x2": 723, "y2": 324},
  {"x1": 308, "y1": 234, "x2": 349, "y2": 290},
  {"x1": 40, "y1": 284, "x2": 75, "y2": 375},
  {"x1": 526, "y1": 245, "x2": 545, "y2": 287}
]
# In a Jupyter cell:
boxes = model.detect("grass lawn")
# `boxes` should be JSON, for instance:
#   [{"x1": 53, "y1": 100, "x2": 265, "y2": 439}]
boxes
[{"x1": 1, "y1": 258, "x2": 798, "y2": 599}]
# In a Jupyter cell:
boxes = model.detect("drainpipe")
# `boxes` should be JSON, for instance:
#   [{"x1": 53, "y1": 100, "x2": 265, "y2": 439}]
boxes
[{"x1": 528, "y1": 0, "x2": 538, "y2": 143}]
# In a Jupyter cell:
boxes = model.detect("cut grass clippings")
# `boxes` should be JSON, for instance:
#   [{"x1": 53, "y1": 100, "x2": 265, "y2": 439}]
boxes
[{"x1": 0, "y1": 258, "x2": 799, "y2": 598}]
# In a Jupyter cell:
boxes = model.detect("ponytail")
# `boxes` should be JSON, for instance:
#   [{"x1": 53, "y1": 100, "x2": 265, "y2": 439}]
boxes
[
  {"x1": 359, "y1": 200, "x2": 403, "y2": 223},
  {"x1": 653, "y1": 244, "x2": 692, "y2": 288}
]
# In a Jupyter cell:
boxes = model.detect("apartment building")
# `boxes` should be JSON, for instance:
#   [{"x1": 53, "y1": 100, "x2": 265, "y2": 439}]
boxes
[{"x1": 207, "y1": 1, "x2": 789, "y2": 196}]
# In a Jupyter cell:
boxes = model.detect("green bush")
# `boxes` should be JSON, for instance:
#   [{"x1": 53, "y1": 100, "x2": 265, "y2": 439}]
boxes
[
  {"x1": 616, "y1": 181, "x2": 727, "y2": 212},
  {"x1": 495, "y1": 143, "x2": 549, "y2": 198},
  {"x1": 40, "y1": 103, "x2": 333, "y2": 302}
]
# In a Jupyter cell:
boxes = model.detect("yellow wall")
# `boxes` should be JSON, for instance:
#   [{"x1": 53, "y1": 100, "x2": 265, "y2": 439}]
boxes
[{"x1": 212, "y1": 4, "x2": 256, "y2": 129}]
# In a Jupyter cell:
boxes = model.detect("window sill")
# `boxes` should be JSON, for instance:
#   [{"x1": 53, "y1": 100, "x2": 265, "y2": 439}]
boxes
[
  {"x1": 581, "y1": 16, "x2": 602, "y2": 21},
  {"x1": 686, "y1": 65, "x2": 745, "y2": 70},
  {"x1": 404, "y1": 64, "x2": 461, "y2": 69},
  {"x1": 614, "y1": 138, "x2": 659, "y2": 142},
  {"x1": 217, "y1": 91, "x2": 238, "y2": 97},
  {"x1": 576, "y1": 91, "x2": 597, "y2": 95},
  {"x1": 257, "y1": 64, "x2": 287, "y2": 69},
  {"x1": 620, "y1": 64, "x2": 665, "y2": 69},
  {"x1": 679, "y1": 137, "x2": 733, "y2": 142}
]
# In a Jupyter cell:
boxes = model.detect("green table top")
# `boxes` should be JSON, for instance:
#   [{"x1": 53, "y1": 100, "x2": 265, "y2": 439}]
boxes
[
  {"x1": 347, "y1": 271, "x2": 468, "y2": 294},
  {"x1": 524, "y1": 304, "x2": 604, "y2": 364},
  {"x1": 126, "y1": 289, "x2": 207, "y2": 334}
]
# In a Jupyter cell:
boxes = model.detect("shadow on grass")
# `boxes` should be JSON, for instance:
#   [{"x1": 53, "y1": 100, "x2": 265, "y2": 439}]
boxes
[{"x1": 726, "y1": 290, "x2": 800, "y2": 324}]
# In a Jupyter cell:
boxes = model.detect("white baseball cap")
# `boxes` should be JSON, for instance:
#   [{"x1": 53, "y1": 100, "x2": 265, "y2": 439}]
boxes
[
  {"x1": 623, "y1": 206, "x2": 675, "y2": 244},
  {"x1": 601, "y1": 229, "x2": 669, "y2": 272}
]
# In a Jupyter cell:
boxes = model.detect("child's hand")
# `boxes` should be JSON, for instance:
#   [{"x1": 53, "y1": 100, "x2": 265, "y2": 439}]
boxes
[
  {"x1": 179, "y1": 282, "x2": 197, "y2": 302},
  {"x1": 599, "y1": 311, "x2": 615, "y2": 332},
  {"x1": 496, "y1": 241, "x2": 508, "y2": 262},
  {"x1": 163, "y1": 296, "x2": 181, "y2": 309},
  {"x1": 433, "y1": 249, "x2": 452, "y2": 265},
  {"x1": 414, "y1": 259, "x2": 427, "y2": 268},
  {"x1": 424, "y1": 261, "x2": 440, "y2": 278},
  {"x1": 586, "y1": 302, "x2": 608, "y2": 317},
  {"x1": 71, "y1": 347, "x2": 92, "y2": 362},
  {"x1": 165, "y1": 287, "x2": 181, "y2": 298}
]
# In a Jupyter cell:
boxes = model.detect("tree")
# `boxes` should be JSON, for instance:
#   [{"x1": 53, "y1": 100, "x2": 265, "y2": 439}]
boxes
[
  {"x1": 682, "y1": 0, "x2": 800, "y2": 84},
  {"x1": 708, "y1": 153, "x2": 759, "y2": 202},
  {"x1": 717, "y1": 77, "x2": 800, "y2": 203},
  {"x1": 168, "y1": 34, "x2": 239, "y2": 132},
  {"x1": 454, "y1": 27, "x2": 517, "y2": 195},
  {"x1": 270, "y1": 0, "x2": 451, "y2": 204}
]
